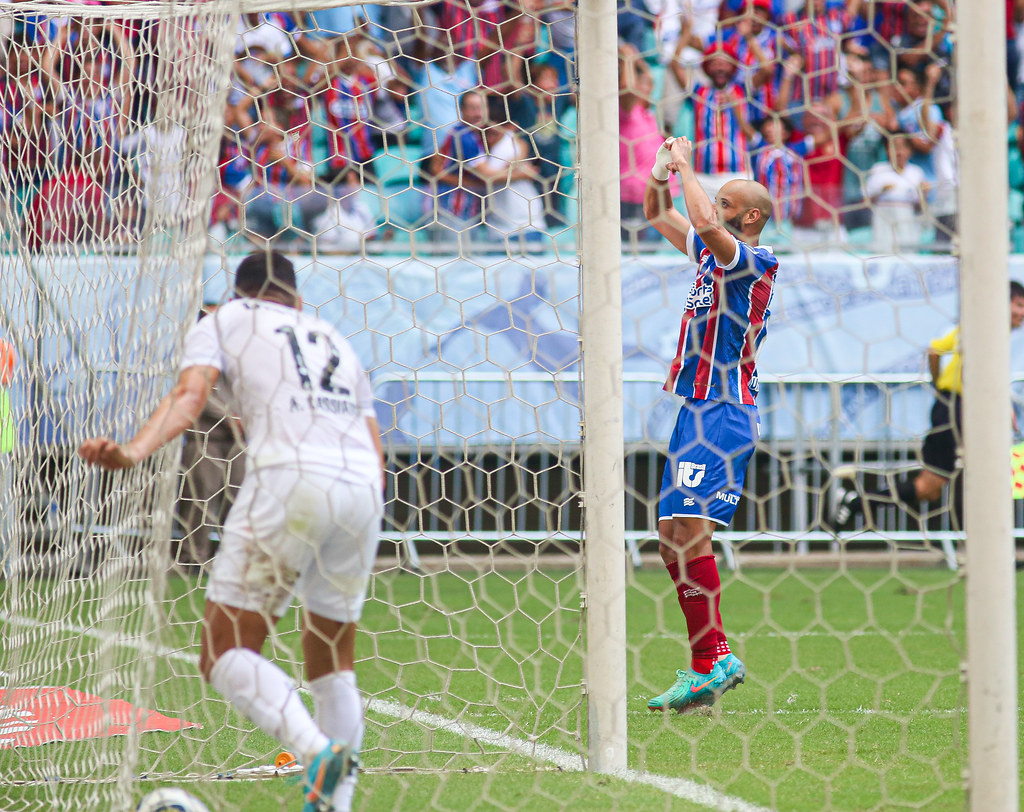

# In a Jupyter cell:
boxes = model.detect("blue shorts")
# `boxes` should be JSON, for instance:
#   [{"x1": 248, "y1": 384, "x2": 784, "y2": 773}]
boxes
[{"x1": 658, "y1": 399, "x2": 760, "y2": 527}]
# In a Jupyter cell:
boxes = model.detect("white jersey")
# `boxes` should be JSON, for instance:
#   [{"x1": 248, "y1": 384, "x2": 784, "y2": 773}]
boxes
[
  {"x1": 481, "y1": 130, "x2": 544, "y2": 237},
  {"x1": 179, "y1": 298, "x2": 380, "y2": 482}
]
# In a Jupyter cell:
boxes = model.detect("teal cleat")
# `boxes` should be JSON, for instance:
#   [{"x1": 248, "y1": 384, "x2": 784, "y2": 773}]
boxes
[
  {"x1": 716, "y1": 653, "x2": 746, "y2": 694},
  {"x1": 302, "y1": 741, "x2": 359, "y2": 812},
  {"x1": 647, "y1": 664, "x2": 726, "y2": 713}
]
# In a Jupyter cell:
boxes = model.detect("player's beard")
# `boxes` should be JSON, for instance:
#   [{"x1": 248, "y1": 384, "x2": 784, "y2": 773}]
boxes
[{"x1": 724, "y1": 213, "x2": 745, "y2": 235}]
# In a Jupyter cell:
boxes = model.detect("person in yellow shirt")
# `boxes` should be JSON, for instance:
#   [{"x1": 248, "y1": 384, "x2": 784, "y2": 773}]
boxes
[{"x1": 831, "y1": 280, "x2": 1024, "y2": 531}]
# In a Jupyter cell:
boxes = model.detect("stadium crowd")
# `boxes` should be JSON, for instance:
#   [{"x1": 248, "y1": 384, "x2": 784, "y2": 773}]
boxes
[{"x1": 0, "y1": 1, "x2": 1019, "y2": 254}]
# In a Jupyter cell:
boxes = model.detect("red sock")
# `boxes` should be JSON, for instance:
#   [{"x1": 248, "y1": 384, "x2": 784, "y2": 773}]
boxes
[
  {"x1": 715, "y1": 603, "x2": 731, "y2": 659},
  {"x1": 666, "y1": 556, "x2": 724, "y2": 674}
]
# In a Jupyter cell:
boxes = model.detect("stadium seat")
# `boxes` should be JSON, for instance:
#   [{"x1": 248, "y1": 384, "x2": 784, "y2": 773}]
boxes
[
  {"x1": 1010, "y1": 190, "x2": 1024, "y2": 252},
  {"x1": 648, "y1": 62, "x2": 666, "y2": 106},
  {"x1": 372, "y1": 150, "x2": 414, "y2": 188},
  {"x1": 1010, "y1": 147, "x2": 1024, "y2": 191},
  {"x1": 381, "y1": 185, "x2": 431, "y2": 232}
]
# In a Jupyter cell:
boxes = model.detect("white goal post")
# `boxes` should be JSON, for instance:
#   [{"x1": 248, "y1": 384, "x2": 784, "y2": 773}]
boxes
[
  {"x1": 958, "y1": 1, "x2": 1019, "y2": 809},
  {"x1": 577, "y1": 0, "x2": 627, "y2": 775}
]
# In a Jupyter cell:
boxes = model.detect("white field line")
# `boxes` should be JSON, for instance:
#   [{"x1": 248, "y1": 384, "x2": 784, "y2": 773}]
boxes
[
  {"x1": 370, "y1": 697, "x2": 773, "y2": 811},
  {"x1": 0, "y1": 610, "x2": 774, "y2": 811}
]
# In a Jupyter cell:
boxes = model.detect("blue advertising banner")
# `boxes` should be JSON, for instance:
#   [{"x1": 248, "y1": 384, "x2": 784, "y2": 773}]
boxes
[{"x1": 8, "y1": 251, "x2": 1024, "y2": 448}]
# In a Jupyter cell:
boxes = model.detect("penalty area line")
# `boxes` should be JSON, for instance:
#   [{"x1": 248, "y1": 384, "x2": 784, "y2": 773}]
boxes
[{"x1": 0, "y1": 610, "x2": 773, "y2": 811}]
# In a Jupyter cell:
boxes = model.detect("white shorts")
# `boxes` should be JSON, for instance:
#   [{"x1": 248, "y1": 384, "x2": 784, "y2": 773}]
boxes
[{"x1": 206, "y1": 465, "x2": 383, "y2": 623}]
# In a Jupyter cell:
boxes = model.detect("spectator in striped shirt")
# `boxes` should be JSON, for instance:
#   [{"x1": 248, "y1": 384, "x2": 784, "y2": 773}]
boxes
[
  {"x1": 210, "y1": 105, "x2": 253, "y2": 245},
  {"x1": 432, "y1": 0, "x2": 503, "y2": 67},
  {"x1": 712, "y1": 0, "x2": 780, "y2": 123},
  {"x1": 0, "y1": 30, "x2": 57, "y2": 194},
  {"x1": 427, "y1": 89, "x2": 489, "y2": 243},
  {"x1": 774, "y1": 51, "x2": 866, "y2": 246},
  {"x1": 656, "y1": 0, "x2": 723, "y2": 133},
  {"x1": 321, "y1": 42, "x2": 378, "y2": 184},
  {"x1": 682, "y1": 42, "x2": 755, "y2": 199},
  {"x1": 56, "y1": 42, "x2": 131, "y2": 187},
  {"x1": 780, "y1": 0, "x2": 866, "y2": 111},
  {"x1": 748, "y1": 115, "x2": 812, "y2": 228},
  {"x1": 243, "y1": 110, "x2": 331, "y2": 244},
  {"x1": 480, "y1": 0, "x2": 544, "y2": 95},
  {"x1": 887, "y1": 0, "x2": 953, "y2": 75}
]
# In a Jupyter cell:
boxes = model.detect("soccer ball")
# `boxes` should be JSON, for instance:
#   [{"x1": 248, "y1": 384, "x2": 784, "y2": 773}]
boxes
[{"x1": 135, "y1": 787, "x2": 211, "y2": 812}]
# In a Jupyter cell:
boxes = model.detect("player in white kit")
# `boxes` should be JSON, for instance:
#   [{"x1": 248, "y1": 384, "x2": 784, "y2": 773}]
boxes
[{"x1": 79, "y1": 252, "x2": 383, "y2": 812}]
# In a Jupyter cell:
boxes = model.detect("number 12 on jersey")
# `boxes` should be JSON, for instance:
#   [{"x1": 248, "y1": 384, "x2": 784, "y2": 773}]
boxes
[{"x1": 275, "y1": 325, "x2": 350, "y2": 396}]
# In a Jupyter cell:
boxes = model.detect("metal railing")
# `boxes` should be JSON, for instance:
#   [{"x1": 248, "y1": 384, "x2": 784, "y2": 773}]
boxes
[{"x1": 374, "y1": 370, "x2": 1021, "y2": 569}]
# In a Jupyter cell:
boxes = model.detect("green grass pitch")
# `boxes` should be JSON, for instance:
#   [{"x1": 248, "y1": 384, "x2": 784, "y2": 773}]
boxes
[{"x1": 2, "y1": 564, "x2": 1021, "y2": 811}]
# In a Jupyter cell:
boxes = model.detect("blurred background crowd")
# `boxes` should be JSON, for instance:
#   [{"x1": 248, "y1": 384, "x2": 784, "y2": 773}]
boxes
[{"x1": 0, "y1": 1, "x2": 1022, "y2": 254}]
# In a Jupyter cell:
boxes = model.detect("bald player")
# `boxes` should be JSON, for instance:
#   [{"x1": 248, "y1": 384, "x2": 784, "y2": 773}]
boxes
[{"x1": 643, "y1": 137, "x2": 777, "y2": 713}]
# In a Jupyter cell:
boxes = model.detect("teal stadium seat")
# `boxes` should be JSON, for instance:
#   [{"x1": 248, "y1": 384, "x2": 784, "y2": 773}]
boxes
[
  {"x1": 1009, "y1": 148, "x2": 1024, "y2": 192},
  {"x1": 1010, "y1": 190, "x2": 1024, "y2": 252},
  {"x1": 371, "y1": 150, "x2": 413, "y2": 187},
  {"x1": 365, "y1": 141, "x2": 432, "y2": 236},
  {"x1": 648, "y1": 62, "x2": 666, "y2": 108},
  {"x1": 381, "y1": 187, "x2": 427, "y2": 232},
  {"x1": 1008, "y1": 128, "x2": 1024, "y2": 249}
]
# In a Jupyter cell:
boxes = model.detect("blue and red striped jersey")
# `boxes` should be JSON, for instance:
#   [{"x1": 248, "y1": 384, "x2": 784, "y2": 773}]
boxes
[
  {"x1": 249, "y1": 132, "x2": 312, "y2": 189},
  {"x1": 438, "y1": 0, "x2": 503, "y2": 62},
  {"x1": 751, "y1": 134, "x2": 812, "y2": 222},
  {"x1": 665, "y1": 230, "x2": 779, "y2": 405},
  {"x1": 693, "y1": 84, "x2": 750, "y2": 175},
  {"x1": 436, "y1": 122, "x2": 486, "y2": 220},
  {"x1": 261, "y1": 11, "x2": 300, "y2": 33},
  {"x1": 58, "y1": 91, "x2": 120, "y2": 171},
  {"x1": 781, "y1": 8, "x2": 851, "y2": 102},
  {"x1": 219, "y1": 134, "x2": 250, "y2": 190},
  {"x1": 324, "y1": 73, "x2": 376, "y2": 171},
  {"x1": 871, "y1": 1, "x2": 906, "y2": 40},
  {"x1": 705, "y1": 28, "x2": 780, "y2": 120}
]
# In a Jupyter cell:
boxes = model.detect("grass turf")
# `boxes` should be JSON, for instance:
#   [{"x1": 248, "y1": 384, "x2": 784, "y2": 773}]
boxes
[{"x1": 0, "y1": 564, "x2": 1016, "y2": 811}]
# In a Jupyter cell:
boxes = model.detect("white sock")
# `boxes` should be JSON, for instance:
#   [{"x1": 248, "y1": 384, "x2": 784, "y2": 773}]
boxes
[
  {"x1": 310, "y1": 670, "x2": 364, "y2": 812},
  {"x1": 209, "y1": 647, "x2": 329, "y2": 764}
]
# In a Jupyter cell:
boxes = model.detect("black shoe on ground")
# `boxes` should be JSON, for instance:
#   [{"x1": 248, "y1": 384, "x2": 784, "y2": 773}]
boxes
[{"x1": 828, "y1": 466, "x2": 863, "y2": 532}]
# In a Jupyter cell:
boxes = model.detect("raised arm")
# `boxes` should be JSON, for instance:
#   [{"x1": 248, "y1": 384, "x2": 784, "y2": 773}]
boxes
[
  {"x1": 919, "y1": 62, "x2": 945, "y2": 142},
  {"x1": 668, "y1": 15, "x2": 701, "y2": 91},
  {"x1": 734, "y1": 92, "x2": 757, "y2": 140},
  {"x1": 772, "y1": 53, "x2": 803, "y2": 112},
  {"x1": 666, "y1": 136, "x2": 737, "y2": 267},
  {"x1": 643, "y1": 139, "x2": 691, "y2": 253},
  {"x1": 737, "y1": 16, "x2": 773, "y2": 89}
]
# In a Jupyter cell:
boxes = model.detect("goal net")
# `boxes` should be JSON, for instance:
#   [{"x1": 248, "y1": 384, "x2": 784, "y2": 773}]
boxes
[
  {"x1": 0, "y1": 2, "x2": 237, "y2": 810},
  {"x1": 0, "y1": 2, "x2": 588, "y2": 811},
  {"x1": 0, "y1": 1, "x2": 1016, "y2": 811}
]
